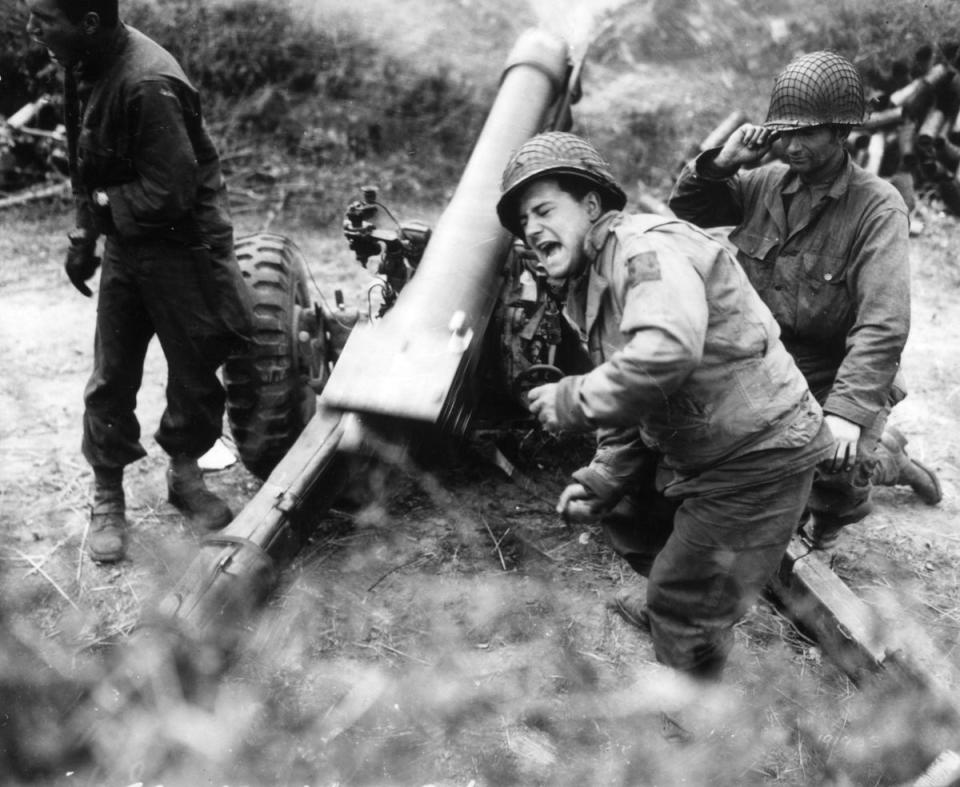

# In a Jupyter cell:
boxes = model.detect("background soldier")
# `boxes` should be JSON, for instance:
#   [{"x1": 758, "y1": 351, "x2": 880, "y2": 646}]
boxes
[
  {"x1": 24, "y1": 0, "x2": 253, "y2": 562},
  {"x1": 497, "y1": 132, "x2": 833, "y2": 687},
  {"x1": 670, "y1": 51, "x2": 941, "y2": 549}
]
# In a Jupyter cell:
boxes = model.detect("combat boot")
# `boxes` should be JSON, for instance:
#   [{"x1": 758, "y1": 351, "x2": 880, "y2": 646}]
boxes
[
  {"x1": 608, "y1": 586, "x2": 651, "y2": 632},
  {"x1": 803, "y1": 515, "x2": 844, "y2": 550},
  {"x1": 89, "y1": 467, "x2": 127, "y2": 563},
  {"x1": 878, "y1": 426, "x2": 942, "y2": 505},
  {"x1": 167, "y1": 455, "x2": 232, "y2": 531}
]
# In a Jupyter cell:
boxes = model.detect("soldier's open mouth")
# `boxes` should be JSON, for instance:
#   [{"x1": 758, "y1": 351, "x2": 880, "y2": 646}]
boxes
[{"x1": 538, "y1": 241, "x2": 561, "y2": 260}]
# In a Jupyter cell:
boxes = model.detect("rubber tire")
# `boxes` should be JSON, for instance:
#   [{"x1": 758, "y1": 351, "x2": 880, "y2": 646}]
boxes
[{"x1": 223, "y1": 232, "x2": 317, "y2": 480}]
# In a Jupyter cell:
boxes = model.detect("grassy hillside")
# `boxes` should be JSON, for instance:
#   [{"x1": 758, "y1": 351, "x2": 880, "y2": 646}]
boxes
[{"x1": 6, "y1": 0, "x2": 960, "y2": 205}]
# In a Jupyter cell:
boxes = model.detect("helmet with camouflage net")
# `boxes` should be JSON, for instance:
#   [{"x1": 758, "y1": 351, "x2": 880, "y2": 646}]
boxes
[
  {"x1": 764, "y1": 51, "x2": 867, "y2": 132},
  {"x1": 496, "y1": 131, "x2": 627, "y2": 237}
]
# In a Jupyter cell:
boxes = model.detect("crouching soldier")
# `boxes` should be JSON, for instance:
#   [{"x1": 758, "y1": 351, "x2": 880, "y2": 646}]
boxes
[
  {"x1": 669, "y1": 51, "x2": 941, "y2": 551},
  {"x1": 496, "y1": 132, "x2": 833, "y2": 681}
]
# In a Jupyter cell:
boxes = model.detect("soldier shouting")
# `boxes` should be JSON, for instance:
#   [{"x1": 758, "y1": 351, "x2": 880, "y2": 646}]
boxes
[{"x1": 496, "y1": 132, "x2": 833, "y2": 683}]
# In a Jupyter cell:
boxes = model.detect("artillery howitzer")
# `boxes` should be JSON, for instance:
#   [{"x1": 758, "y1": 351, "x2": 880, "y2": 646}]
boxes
[
  {"x1": 158, "y1": 34, "x2": 960, "y2": 745},
  {"x1": 161, "y1": 28, "x2": 590, "y2": 644}
]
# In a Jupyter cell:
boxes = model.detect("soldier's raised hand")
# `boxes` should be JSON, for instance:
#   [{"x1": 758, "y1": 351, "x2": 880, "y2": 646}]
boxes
[{"x1": 714, "y1": 123, "x2": 779, "y2": 171}]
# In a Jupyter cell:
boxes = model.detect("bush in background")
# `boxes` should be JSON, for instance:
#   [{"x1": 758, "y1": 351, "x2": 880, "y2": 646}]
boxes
[
  {"x1": 1, "y1": 0, "x2": 490, "y2": 208},
  {"x1": 0, "y1": 0, "x2": 61, "y2": 116},
  {"x1": 6, "y1": 0, "x2": 960, "y2": 201},
  {"x1": 124, "y1": 0, "x2": 368, "y2": 103},
  {"x1": 800, "y1": 0, "x2": 960, "y2": 73}
]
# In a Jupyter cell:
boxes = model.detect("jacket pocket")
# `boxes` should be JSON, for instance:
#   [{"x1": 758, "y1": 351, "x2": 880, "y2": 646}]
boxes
[
  {"x1": 797, "y1": 252, "x2": 852, "y2": 337},
  {"x1": 730, "y1": 229, "x2": 779, "y2": 291},
  {"x1": 78, "y1": 128, "x2": 132, "y2": 184}
]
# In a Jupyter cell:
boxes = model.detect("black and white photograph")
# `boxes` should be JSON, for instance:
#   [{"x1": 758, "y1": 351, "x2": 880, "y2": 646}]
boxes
[{"x1": 1, "y1": 1, "x2": 959, "y2": 784}]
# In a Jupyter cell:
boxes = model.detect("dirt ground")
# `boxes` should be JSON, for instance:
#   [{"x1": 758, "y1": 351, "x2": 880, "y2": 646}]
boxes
[{"x1": 1, "y1": 183, "x2": 959, "y2": 785}]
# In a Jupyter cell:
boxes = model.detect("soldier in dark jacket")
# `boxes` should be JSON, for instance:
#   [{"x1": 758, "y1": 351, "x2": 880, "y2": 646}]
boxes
[
  {"x1": 670, "y1": 51, "x2": 941, "y2": 549},
  {"x1": 25, "y1": 0, "x2": 253, "y2": 562}
]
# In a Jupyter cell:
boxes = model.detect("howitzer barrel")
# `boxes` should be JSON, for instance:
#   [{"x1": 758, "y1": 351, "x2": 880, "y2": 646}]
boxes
[
  {"x1": 159, "y1": 27, "x2": 572, "y2": 636},
  {"x1": 161, "y1": 406, "x2": 352, "y2": 633},
  {"x1": 321, "y1": 29, "x2": 571, "y2": 430}
]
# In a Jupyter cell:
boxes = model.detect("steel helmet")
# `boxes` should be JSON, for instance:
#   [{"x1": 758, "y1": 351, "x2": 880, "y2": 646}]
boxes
[
  {"x1": 496, "y1": 131, "x2": 627, "y2": 237},
  {"x1": 764, "y1": 51, "x2": 866, "y2": 132}
]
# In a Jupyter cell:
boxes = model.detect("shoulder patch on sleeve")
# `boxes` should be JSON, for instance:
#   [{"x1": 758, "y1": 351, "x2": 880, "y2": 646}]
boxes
[{"x1": 626, "y1": 251, "x2": 661, "y2": 286}]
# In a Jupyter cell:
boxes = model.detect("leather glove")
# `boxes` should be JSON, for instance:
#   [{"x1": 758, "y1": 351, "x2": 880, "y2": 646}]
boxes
[{"x1": 65, "y1": 230, "x2": 101, "y2": 297}]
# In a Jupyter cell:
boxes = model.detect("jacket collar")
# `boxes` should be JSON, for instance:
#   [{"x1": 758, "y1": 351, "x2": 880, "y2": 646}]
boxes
[
  {"x1": 76, "y1": 24, "x2": 129, "y2": 83},
  {"x1": 568, "y1": 211, "x2": 623, "y2": 338},
  {"x1": 763, "y1": 151, "x2": 853, "y2": 240},
  {"x1": 583, "y1": 210, "x2": 623, "y2": 262},
  {"x1": 780, "y1": 150, "x2": 853, "y2": 199}
]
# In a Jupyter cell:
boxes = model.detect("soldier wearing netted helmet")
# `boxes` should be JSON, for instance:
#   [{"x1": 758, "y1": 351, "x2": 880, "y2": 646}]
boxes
[
  {"x1": 765, "y1": 50, "x2": 867, "y2": 131},
  {"x1": 670, "y1": 51, "x2": 941, "y2": 551},
  {"x1": 497, "y1": 131, "x2": 833, "y2": 684}
]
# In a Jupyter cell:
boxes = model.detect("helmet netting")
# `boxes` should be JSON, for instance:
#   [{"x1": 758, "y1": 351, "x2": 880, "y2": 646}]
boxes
[
  {"x1": 497, "y1": 132, "x2": 627, "y2": 236},
  {"x1": 765, "y1": 51, "x2": 866, "y2": 130}
]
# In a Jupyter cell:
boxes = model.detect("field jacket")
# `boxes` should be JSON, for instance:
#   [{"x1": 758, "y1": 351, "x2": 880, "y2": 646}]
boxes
[
  {"x1": 553, "y1": 211, "x2": 826, "y2": 499},
  {"x1": 69, "y1": 24, "x2": 251, "y2": 336},
  {"x1": 72, "y1": 25, "x2": 234, "y2": 248},
  {"x1": 669, "y1": 151, "x2": 910, "y2": 427}
]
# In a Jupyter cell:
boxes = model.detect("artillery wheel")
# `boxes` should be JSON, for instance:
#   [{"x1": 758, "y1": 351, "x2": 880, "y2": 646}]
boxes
[{"x1": 223, "y1": 232, "x2": 319, "y2": 480}]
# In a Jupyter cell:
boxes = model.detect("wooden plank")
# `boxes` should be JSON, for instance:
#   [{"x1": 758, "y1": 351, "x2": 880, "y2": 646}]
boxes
[
  {"x1": 769, "y1": 536, "x2": 960, "y2": 700},
  {"x1": 769, "y1": 537, "x2": 888, "y2": 684}
]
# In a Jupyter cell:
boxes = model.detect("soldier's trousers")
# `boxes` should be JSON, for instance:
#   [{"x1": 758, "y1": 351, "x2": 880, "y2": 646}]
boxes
[
  {"x1": 82, "y1": 237, "x2": 238, "y2": 471},
  {"x1": 601, "y1": 440, "x2": 823, "y2": 679}
]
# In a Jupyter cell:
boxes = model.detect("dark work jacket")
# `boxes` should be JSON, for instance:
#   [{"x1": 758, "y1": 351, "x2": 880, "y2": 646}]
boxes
[
  {"x1": 70, "y1": 24, "x2": 251, "y2": 336},
  {"x1": 669, "y1": 151, "x2": 910, "y2": 428}
]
